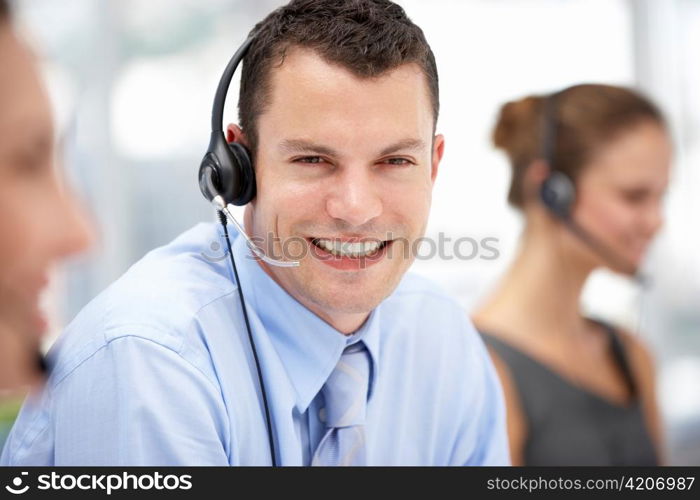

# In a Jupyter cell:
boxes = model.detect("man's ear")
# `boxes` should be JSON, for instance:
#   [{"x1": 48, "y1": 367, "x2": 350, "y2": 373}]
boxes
[
  {"x1": 431, "y1": 134, "x2": 445, "y2": 184},
  {"x1": 226, "y1": 123, "x2": 247, "y2": 145}
]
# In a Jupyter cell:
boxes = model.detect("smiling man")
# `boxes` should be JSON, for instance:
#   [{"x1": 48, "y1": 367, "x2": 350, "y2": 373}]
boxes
[
  {"x1": 240, "y1": 44, "x2": 437, "y2": 335},
  {"x1": 1, "y1": 0, "x2": 509, "y2": 466}
]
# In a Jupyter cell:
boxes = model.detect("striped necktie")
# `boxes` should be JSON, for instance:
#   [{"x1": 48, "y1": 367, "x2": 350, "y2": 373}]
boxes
[{"x1": 311, "y1": 342, "x2": 370, "y2": 466}]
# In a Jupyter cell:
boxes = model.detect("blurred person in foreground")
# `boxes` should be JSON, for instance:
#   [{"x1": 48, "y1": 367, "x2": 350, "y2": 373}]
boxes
[
  {"x1": 2, "y1": 0, "x2": 509, "y2": 466},
  {"x1": 473, "y1": 84, "x2": 672, "y2": 465},
  {"x1": 0, "y1": 0, "x2": 90, "y2": 394}
]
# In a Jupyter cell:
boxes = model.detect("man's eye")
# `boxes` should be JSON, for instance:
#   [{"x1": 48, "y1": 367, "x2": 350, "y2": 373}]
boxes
[
  {"x1": 383, "y1": 157, "x2": 413, "y2": 166},
  {"x1": 294, "y1": 156, "x2": 326, "y2": 164}
]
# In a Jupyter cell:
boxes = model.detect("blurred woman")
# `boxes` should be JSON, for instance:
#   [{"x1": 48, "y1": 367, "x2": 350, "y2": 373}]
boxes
[
  {"x1": 472, "y1": 83, "x2": 672, "y2": 465},
  {"x1": 0, "y1": 0, "x2": 91, "y2": 391}
]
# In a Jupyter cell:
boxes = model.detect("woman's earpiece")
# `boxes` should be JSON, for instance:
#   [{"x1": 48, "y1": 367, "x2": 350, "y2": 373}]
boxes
[{"x1": 539, "y1": 170, "x2": 576, "y2": 220}]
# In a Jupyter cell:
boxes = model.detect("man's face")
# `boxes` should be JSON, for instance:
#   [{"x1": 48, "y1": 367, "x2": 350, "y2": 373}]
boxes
[{"x1": 238, "y1": 47, "x2": 444, "y2": 333}]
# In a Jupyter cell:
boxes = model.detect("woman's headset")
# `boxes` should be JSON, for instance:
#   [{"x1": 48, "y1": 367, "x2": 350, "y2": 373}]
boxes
[
  {"x1": 539, "y1": 91, "x2": 577, "y2": 220},
  {"x1": 537, "y1": 90, "x2": 644, "y2": 280}
]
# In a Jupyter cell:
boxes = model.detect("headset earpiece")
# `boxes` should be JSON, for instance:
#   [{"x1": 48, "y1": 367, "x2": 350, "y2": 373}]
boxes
[
  {"x1": 198, "y1": 132, "x2": 256, "y2": 207},
  {"x1": 540, "y1": 170, "x2": 575, "y2": 220},
  {"x1": 226, "y1": 141, "x2": 256, "y2": 205}
]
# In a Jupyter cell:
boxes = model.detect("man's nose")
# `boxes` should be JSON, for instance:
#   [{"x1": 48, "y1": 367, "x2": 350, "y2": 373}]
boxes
[{"x1": 325, "y1": 166, "x2": 383, "y2": 228}]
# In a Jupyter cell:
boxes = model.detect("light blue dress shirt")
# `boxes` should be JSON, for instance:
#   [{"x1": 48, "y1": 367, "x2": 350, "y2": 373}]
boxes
[{"x1": 1, "y1": 222, "x2": 510, "y2": 466}]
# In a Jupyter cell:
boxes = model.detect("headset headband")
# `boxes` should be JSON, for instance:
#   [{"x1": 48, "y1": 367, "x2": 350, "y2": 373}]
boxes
[{"x1": 211, "y1": 36, "x2": 254, "y2": 133}]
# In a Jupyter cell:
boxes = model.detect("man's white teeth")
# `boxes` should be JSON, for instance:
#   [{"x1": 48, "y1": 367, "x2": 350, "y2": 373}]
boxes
[{"x1": 313, "y1": 239, "x2": 384, "y2": 258}]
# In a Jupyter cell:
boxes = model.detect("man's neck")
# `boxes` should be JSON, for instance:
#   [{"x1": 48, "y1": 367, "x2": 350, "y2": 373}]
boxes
[
  {"x1": 254, "y1": 258, "x2": 369, "y2": 335},
  {"x1": 303, "y1": 303, "x2": 370, "y2": 336}
]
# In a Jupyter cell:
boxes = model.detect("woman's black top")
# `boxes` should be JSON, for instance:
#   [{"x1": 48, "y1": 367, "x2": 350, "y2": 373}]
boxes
[{"x1": 479, "y1": 321, "x2": 658, "y2": 465}]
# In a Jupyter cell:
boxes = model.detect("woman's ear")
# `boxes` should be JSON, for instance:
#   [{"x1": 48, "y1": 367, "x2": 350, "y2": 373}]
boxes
[{"x1": 523, "y1": 159, "x2": 551, "y2": 200}]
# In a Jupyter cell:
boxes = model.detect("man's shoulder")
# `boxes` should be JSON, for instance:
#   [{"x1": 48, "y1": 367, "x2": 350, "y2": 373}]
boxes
[
  {"x1": 105, "y1": 221, "x2": 236, "y2": 324},
  {"x1": 377, "y1": 271, "x2": 502, "y2": 441},
  {"x1": 386, "y1": 270, "x2": 466, "y2": 317},
  {"x1": 47, "y1": 222, "x2": 235, "y2": 383},
  {"x1": 380, "y1": 271, "x2": 482, "y2": 350}
]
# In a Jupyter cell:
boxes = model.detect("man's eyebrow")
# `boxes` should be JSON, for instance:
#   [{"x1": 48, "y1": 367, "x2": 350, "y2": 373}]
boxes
[
  {"x1": 378, "y1": 138, "x2": 427, "y2": 156},
  {"x1": 278, "y1": 138, "x2": 427, "y2": 157},
  {"x1": 278, "y1": 139, "x2": 339, "y2": 157}
]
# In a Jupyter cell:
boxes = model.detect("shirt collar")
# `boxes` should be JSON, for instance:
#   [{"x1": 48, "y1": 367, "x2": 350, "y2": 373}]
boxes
[{"x1": 228, "y1": 228, "x2": 381, "y2": 413}]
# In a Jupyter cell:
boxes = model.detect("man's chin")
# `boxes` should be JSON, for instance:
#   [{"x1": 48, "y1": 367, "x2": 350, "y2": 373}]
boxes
[
  {"x1": 262, "y1": 238, "x2": 412, "y2": 327},
  {"x1": 319, "y1": 296, "x2": 385, "y2": 316},
  {"x1": 301, "y1": 273, "x2": 399, "y2": 316}
]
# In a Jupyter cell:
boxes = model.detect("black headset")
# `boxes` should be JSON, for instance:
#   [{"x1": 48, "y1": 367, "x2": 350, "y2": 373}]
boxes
[
  {"x1": 198, "y1": 35, "x2": 278, "y2": 466},
  {"x1": 539, "y1": 91, "x2": 577, "y2": 220},
  {"x1": 198, "y1": 36, "x2": 257, "y2": 207}
]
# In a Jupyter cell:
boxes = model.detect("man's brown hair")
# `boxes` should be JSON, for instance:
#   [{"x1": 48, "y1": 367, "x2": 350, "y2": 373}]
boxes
[{"x1": 238, "y1": 0, "x2": 439, "y2": 156}]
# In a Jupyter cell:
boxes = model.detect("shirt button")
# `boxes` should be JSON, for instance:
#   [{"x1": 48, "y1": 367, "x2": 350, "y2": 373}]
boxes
[{"x1": 319, "y1": 407, "x2": 326, "y2": 423}]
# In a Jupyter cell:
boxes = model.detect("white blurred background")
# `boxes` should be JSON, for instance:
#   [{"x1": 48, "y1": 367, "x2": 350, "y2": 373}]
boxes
[{"x1": 6, "y1": 0, "x2": 700, "y2": 464}]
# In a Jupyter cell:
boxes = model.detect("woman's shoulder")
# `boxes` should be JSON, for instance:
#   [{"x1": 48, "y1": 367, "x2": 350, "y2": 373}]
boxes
[{"x1": 593, "y1": 319, "x2": 656, "y2": 376}]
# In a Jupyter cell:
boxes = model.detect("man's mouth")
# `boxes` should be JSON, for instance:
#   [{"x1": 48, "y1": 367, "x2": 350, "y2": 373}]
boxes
[{"x1": 309, "y1": 238, "x2": 391, "y2": 259}]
